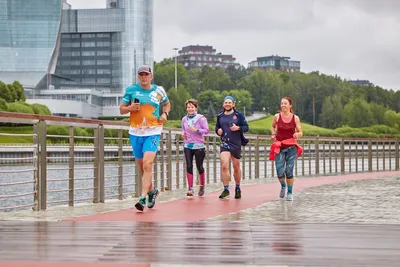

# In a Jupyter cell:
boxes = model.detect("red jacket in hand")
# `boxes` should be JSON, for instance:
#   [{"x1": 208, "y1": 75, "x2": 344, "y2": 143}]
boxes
[{"x1": 269, "y1": 138, "x2": 303, "y2": 160}]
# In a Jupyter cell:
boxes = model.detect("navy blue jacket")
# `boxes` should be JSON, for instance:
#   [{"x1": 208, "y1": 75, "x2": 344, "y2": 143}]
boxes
[{"x1": 215, "y1": 109, "x2": 249, "y2": 146}]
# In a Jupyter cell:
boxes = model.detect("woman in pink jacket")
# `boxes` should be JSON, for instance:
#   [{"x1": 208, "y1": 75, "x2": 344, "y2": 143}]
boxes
[{"x1": 181, "y1": 99, "x2": 209, "y2": 197}]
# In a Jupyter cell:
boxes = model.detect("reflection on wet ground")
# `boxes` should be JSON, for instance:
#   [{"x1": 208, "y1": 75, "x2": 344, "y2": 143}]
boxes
[{"x1": 1, "y1": 221, "x2": 399, "y2": 266}]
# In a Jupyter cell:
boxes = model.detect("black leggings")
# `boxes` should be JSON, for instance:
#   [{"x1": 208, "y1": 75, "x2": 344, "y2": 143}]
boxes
[{"x1": 184, "y1": 147, "x2": 205, "y2": 175}]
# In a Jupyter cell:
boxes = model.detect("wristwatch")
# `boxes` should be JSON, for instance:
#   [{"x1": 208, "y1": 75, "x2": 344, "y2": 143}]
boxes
[{"x1": 163, "y1": 112, "x2": 169, "y2": 118}]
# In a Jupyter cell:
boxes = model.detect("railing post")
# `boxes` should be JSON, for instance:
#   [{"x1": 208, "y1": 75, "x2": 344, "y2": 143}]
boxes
[
  {"x1": 315, "y1": 137, "x2": 320, "y2": 175},
  {"x1": 241, "y1": 141, "x2": 246, "y2": 180},
  {"x1": 395, "y1": 139, "x2": 399, "y2": 170},
  {"x1": 175, "y1": 134, "x2": 180, "y2": 189},
  {"x1": 206, "y1": 136, "x2": 210, "y2": 184},
  {"x1": 98, "y1": 125, "x2": 105, "y2": 203},
  {"x1": 38, "y1": 120, "x2": 47, "y2": 210},
  {"x1": 368, "y1": 140, "x2": 373, "y2": 172},
  {"x1": 32, "y1": 123, "x2": 40, "y2": 211},
  {"x1": 93, "y1": 127, "x2": 99, "y2": 203},
  {"x1": 255, "y1": 137, "x2": 260, "y2": 179},
  {"x1": 160, "y1": 133, "x2": 165, "y2": 191},
  {"x1": 340, "y1": 138, "x2": 345, "y2": 174},
  {"x1": 68, "y1": 126, "x2": 74, "y2": 206},
  {"x1": 118, "y1": 129, "x2": 123, "y2": 200},
  {"x1": 213, "y1": 136, "x2": 217, "y2": 183},
  {"x1": 167, "y1": 130, "x2": 172, "y2": 190}
]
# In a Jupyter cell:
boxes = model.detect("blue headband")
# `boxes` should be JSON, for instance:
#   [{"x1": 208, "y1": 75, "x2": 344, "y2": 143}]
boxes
[{"x1": 224, "y1": 96, "x2": 235, "y2": 102}]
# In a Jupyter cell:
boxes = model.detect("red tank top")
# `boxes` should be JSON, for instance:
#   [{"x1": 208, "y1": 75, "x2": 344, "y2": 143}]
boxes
[{"x1": 276, "y1": 113, "x2": 296, "y2": 142}]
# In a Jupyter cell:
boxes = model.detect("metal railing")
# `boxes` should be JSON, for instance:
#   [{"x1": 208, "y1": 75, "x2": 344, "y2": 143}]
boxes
[{"x1": 0, "y1": 112, "x2": 399, "y2": 212}]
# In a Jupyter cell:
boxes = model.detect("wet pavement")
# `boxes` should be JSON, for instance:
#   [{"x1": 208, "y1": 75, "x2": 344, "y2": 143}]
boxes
[
  {"x1": 1, "y1": 221, "x2": 399, "y2": 266},
  {"x1": 208, "y1": 176, "x2": 400, "y2": 224},
  {"x1": 1, "y1": 171, "x2": 400, "y2": 266}
]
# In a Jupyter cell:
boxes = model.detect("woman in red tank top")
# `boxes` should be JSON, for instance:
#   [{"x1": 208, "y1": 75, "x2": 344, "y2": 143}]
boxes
[{"x1": 271, "y1": 97, "x2": 303, "y2": 201}]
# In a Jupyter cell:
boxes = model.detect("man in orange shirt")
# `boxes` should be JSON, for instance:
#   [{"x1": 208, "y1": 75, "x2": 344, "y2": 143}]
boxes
[{"x1": 120, "y1": 65, "x2": 171, "y2": 211}]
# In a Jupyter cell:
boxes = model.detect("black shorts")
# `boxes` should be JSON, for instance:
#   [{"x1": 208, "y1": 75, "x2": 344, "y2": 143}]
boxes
[{"x1": 220, "y1": 147, "x2": 242, "y2": 159}]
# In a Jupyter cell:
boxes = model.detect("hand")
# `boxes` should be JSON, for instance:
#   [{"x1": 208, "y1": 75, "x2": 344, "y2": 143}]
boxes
[
  {"x1": 182, "y1": 133, "x2": 186, "y2": 139},
  {"x1": 128, "y1": 103, "x2": 140, "y2": 112},
  {"x1": 293, "y1": 133, "x2": 300, "y2": 139},
  {"x1": 159, "y1": 113, "x2": 168, "y2": 124},
  {"x1": 270, "y1": 134, "x2": 276, "y2": 141},
  {"x1": 230, "y1": 124, "x2": 240, "y2": 132},
  {"x1": 189, "y1": 126, "x2": 197, "y2": 132},
  {"x1": 217, "y1": 128, "x2": 223, "y2": 136}
]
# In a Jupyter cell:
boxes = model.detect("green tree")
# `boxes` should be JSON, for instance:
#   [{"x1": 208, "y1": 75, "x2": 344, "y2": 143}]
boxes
[
  {"x1": 343, "y1": 98, "x2": 374, "y2": 127},
  {"x1": 200, "y1": 66, "x2": 235, "y2": 91},
  {"x1": 225, "y1": 65, "x2": 247, "y2": 86},
  {"x1": 239, "y1": 69, "x2": 269, "y2": 112},
  {"x1": 369, "y1": 102, "x2": 388, "y2": 125},
  {"x1": 7, "y1": 84, "x2": 17, "y2": 102},
  {"x1": 319, "y1": 95, "x2": 343, "y2": 129},
  {"x1": 166, "y1": 85, "x2": 191, "y2": 120},
  {"x1": 0, "y1": 98, "x2": 7, "y2": 111},
  {"x1": 221, "y1": 89, "x2": 253, "y2": 115},
  {"x1": 383, "y1": 110, "x2": 400, "y2": 130},
  {"x1": 197, "y1": 90, "x2": 223, "y2": 120},
  {"x1": 12, "y1": 81, "x2": 26, "y2": 102},
  {"x1": 0, "y1": 82, "x2": 12, "y2": 102},
  {"x1": 153, "y1": 59, "x2": 189, "y2": 92}
]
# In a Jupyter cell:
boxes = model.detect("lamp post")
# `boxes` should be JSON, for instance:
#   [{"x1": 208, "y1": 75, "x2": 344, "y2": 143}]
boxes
[
  {"x1": 239, "y1": 100, "x2": 245, "y2": 116},
  {"x1": 173, "y1": 48, "x2": 179, "y2": 90}
]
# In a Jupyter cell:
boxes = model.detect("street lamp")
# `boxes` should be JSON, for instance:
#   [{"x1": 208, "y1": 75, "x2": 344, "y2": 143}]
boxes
[{"x1": 173, "y1": 48, "x2": 179, "y2": 90}]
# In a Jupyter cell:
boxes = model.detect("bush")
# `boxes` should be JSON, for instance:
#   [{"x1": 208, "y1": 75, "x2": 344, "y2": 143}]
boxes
[
  {"x1": 31, "y1": 103, "x2": 51, "y2": 115},
  {"x1": 7, "y1": 102, "x2": 35, "y2": 114},
  {"x1": 341, "y1": 131, "x2": 378, "y2": 138},
  {"x1": 359, "y1": 125, "x2": 400, "y2": 135},
  {"x1": 47, "y1": 125, "x2": 69, "y2": 143},
  {"x1": 248, "y1": 128, "x2": 270, "y2": 135},
  {"x1": 0, "y1": 99, "x2": 7, "y2": 111}
]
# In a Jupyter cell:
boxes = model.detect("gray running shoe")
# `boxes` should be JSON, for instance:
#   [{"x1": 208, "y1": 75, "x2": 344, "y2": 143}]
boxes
[
  {"x1": 286, "y1": 193, "x2": 293, "y2": 201},
  {"x1": 280, "y1": 187, "x2": 286, "y2": 198}
]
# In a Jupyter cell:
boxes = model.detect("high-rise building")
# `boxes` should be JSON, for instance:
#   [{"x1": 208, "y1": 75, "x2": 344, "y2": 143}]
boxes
[
  {"x1": 248, "y1": 55, "x2": 300, "y2": 72},
  {"x1": 0, "y1": 0, "x2": 153, "y2": 118},
  {"x1": 177, "y1": 45, "x2": 239, "y2": 70}
]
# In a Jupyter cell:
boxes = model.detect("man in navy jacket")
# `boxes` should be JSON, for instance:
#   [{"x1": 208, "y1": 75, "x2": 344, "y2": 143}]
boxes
[{"x1": 215, "y1": 96, "x2": 249, "y2": 200}]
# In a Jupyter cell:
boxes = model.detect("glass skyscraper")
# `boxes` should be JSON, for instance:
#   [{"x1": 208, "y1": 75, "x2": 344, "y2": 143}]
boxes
[
  {"x1": 0, "y1": 0, "x2": 153, "y2": 118},
  {"x1": 0, "y1": 0, "x2": 62, "y2": 87}
]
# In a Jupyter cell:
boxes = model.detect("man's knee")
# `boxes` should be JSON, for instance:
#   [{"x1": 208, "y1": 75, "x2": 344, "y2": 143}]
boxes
[
  {"x1": 221, "y1": 163, "x2": 229, "y2": 172},
  {"x1": 143, "y1": 160, "x2": 154, "y2": 173},
  {"x1": 232, "y1": 163, "x2": 241, "y2": 173}
]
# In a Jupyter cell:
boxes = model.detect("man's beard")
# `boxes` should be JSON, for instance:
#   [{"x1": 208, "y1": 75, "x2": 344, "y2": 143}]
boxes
[{"x1": 224, "y1": 107, "x2": 233, "y2": 112}]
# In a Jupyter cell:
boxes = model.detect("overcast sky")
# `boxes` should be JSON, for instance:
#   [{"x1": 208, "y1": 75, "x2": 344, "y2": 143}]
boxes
[{"x1": 67, "y1": 0, "x2": 400, "y2": 91}]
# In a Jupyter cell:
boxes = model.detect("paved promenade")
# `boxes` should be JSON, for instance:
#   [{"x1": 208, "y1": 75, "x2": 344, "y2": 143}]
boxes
[{"x1": 1, "y1": 171, "x2": 400, "y2": 266}]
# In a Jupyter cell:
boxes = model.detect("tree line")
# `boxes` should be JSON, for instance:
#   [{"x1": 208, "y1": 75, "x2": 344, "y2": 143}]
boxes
[{"x1": 154, "y1": 59, "x2": 400, "y2": 132}]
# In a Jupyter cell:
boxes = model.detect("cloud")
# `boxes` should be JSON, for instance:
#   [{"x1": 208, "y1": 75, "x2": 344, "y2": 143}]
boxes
[
  {"x1": 154, "y1": 0, "x2": 400, "y2": 90},
  {"x1": 66, "y1": 0, "x2": 400, "y2": 90}
]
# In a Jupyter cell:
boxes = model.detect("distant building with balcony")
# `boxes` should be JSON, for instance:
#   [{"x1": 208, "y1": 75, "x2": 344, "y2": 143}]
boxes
[
  {"x1": 348, "y1": 79, "x2": 373, "y2": 87},
  {"x1": 177, "y1": 45, "x2": 239, "y2": 70},
  {"x1": 248, "y1": 55, "x2": 300, "y2": 72}
]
